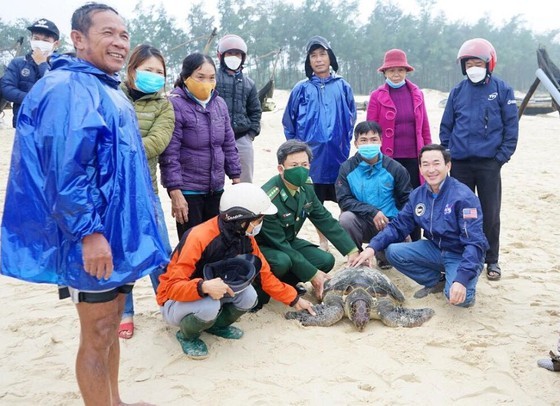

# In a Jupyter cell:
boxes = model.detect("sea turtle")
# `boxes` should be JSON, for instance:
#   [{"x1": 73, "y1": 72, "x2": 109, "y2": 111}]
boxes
[{"x1": 285, "y1": 266, "x2": 435, "y2": 331}]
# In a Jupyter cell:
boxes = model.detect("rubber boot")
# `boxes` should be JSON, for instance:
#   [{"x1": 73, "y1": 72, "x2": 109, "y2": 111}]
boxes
[
  {"x1": 205, "y1": 304, "x2": 246, "y2": 339},
  {"x1": 177, "y1": 314, "x2": 214, "y2": 359}
]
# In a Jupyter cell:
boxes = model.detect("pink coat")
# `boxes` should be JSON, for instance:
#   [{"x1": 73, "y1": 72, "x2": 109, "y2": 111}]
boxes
[{"x1": 366, "y1": 80, "x2": 431, "y2": 159}]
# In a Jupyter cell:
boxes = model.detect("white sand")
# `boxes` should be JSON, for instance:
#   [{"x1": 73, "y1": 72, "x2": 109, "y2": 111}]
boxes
[{"x1": 0, "y1": 89, "x2": 559, "y2": 405}]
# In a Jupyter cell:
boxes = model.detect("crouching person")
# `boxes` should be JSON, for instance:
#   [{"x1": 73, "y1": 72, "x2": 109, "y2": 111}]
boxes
[{"x1": 156, "y1": 183, "x2": 315, "y2": 359}]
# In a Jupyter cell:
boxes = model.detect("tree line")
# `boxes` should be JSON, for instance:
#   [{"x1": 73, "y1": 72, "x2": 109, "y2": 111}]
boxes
[{"x1": 1, "y1": 0, "x2": 559, "y2": 95}]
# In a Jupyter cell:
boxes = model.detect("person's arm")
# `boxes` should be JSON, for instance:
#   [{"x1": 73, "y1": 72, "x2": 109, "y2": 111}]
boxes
[
  {"x1": 282, "y1": 85, "x2": 301, "y2": 140},
  {"x1": 439, "y1": 88, "x2": 457, "y2": 149},
  {"x1": 344, "y1": 81, "x2": 357, "y2": 131},
  {"x1": 1, "y1": 58, "x2": 27, "y2": 104},
  {"x1": 245, "y1": 82, "x2": 262, "y2": 138},
  {"x1": 495, "y1": 83, "x2": 519, "y2": 164},
  {"x1": 141, "y1": 99, "x2": 175, "y2": 160},
  {"x1": 418, "y1": 90, "x2": 432, "y2": 146},
  {"x1": 221, "y1": 101, "x2": 242, "y2": 180}
]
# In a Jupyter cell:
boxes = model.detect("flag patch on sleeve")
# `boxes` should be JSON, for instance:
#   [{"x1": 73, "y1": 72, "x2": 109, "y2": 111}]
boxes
[{"x1": 463, "y1": 208, "x2": 478, "y2": 219}]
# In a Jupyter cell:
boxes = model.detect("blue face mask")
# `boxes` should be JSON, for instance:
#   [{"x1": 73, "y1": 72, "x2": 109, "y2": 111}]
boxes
[
  {"x1": 358, "y1": 144, "x2": 381, "y2": 160},
  {"x1": 135, "y1": 70, "x2": 165, "y2": 93},
  {"x1": 386, "y1": 78, "x2": 406, "y2": 89}
]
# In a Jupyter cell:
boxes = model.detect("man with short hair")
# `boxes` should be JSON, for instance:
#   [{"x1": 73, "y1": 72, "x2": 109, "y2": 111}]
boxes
[
  {"x1": 1, "y1": 3, "x2": 168, "y2": 404},
  {"x1": 215, "y1": 34, "x2": 262, "y2": 182},
  {"x1": 336, "y1": 120, "x2": 412, "y2": 269},
  {"x1": 1, "y1": 18, "x2": 60, "y2": 127},
  {"x1": 255, "y1": 140, "x2": 359, "y2": 308},
  {"x1": 351, "y1": 144, "x2": 488, "y2": 308},
  {"x1": 283, "y1": 35, "x2": 356, "y2": 249}
]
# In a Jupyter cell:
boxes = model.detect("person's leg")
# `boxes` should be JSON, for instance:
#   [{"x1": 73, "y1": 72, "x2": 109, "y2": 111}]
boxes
[
  {"x1": 313, "y1": 184, "x2": 332, "y2": 251},
  {"x1": 74, "y1": 294, "x2": 123, "y2": 405},
  {"x1": 442, "y1": 251, "x2": 481, "y2": 307},
  {"x1": 298, "y1": 245, "x2": 336, "y2": 274},
  {"x1": 119, "y1": 292, "x2": 134, "y2": 339},
  {"x1": 236, "y1": 135, "x2": 254, "y2": 183},
  {"x1": 450, "y1": 159, "x2": 476, "y2": 191},
  {"x1": 385, "y1": 240, "x2": 444, "y2": 288},
  {"x1": 476, "y1": 159, "x2": 502, "y2": 275},
  {"x1": 202, "y1": 192, "x2": 223, "y2": 223},
  {"x1": 206, "y1": 288, "x2": 258, "y2": 339},
  {"x1": 395, "y1": 158, "x2": 422, "y2": 241},
  {"x1": 339, "y1": 211, "x2": 368, "y2": 249}
]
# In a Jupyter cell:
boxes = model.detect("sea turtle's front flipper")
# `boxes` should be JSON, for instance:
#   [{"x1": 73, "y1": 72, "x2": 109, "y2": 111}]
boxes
[
  {"x1": 377, "y1": 300, "x2": 435, "y2": 327},
  {"x1": 285, "y1": 295, "x2": 344, "y2": 327}
]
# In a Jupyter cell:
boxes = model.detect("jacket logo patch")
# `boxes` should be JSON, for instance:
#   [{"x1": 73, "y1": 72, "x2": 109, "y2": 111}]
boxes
[
  {"x1": 21, "y1": 68, "x2": 31, "y2": 77},
  {"x1": 444, "y1": 204, "x2": 453, "y2": 215},
  {"x1": 303, "y1": 202, "x2": 312, "y2": 209},
  {"x1": 282, "y1": 213, "x2": 292, "y2": 218},
  {"x1": 415, "y1": 203, "x2": 426, "y2": 217},
  {"x1": 488, "y1": 92, "x2": 498, "y2": 101},
  {"x1": 462, "y1": 208, "x2": 478, "y2": 219},
  {"x1": 507, "y1": 99, "x2": 516, "y2": 104}
]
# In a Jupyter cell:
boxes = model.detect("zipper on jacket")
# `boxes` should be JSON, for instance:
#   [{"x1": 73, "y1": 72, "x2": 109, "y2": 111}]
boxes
[{"x1": 483, "y1": 108, "x2": 489, "y2": 138}]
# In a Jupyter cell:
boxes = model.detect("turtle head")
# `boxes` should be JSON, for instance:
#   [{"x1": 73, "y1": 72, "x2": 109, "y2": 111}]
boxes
[{"x1": 346, "y1": 288, "x2": 371, "y2": 331}]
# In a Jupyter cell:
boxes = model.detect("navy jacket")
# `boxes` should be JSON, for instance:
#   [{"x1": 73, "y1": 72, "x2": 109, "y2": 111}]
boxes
[
  {"x1": 368, "y1": 177, "x2": 488, "y2": 287},
  {"x1": 0, "y1": 53, "x2": 51, "y2": 126},
  {"x1": 439, "y1": 75, "x2": 518, "y2": 164}
]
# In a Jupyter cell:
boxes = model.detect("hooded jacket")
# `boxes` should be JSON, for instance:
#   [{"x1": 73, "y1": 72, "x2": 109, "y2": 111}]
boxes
[
  {"x1": 282, "y1": 74, "x2": 356, "y2": 184},
  {"x1": 1, "y1": 55, "x2": 169, "y2": 290},
  {"x1": 159, "y1": 86, "x2": 241, "y2": 192}
]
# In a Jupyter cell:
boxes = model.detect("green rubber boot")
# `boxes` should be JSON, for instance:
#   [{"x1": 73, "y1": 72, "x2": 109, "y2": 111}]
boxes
[
  {"x1": 205, "y1": 304, "x2": 247, "y2": 339},
  {"x1": 177, "y1": 314, "x2": 214, "y2": 359}
]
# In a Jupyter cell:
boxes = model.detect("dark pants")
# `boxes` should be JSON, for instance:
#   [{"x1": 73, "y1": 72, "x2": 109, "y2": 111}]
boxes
[
  {"x1": 394, "y1": 157, "x2": 421, "y2": 241},
  {"x1": 450, "y1": 158, "x2": 502, "y2": 264},
  {"x1": 339, "y1": 211, "x2": 388, "y2": 262},
  {"x1": 176, "y1": 192, "x2": 223, "y2": 240}
]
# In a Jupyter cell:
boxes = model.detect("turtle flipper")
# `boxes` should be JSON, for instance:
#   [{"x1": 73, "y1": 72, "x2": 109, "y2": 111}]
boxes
[
  {"x1": 376, "y1": 300, "x2": 435, "y2": 327},
  {"x1": 285, "y1": 303, "x2": 344, "y2": 327}
]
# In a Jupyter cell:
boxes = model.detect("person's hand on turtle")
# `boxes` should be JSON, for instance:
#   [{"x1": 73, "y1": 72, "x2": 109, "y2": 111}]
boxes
[
  {"x1": 201, "y1": 278, "x2": 234, "y2": 300},
  {"x1": 293, "y1": 297, "x2": 316, "y2": 316},
  {"x1": 350, "y1": 247, "x2": 375, "y2": 267},
  {"x1": 346, "y1": 250, "x2": 360, "y2": 266},
  {"x1": 310, "y1": 270, "x2": 330, "y2": 300}
]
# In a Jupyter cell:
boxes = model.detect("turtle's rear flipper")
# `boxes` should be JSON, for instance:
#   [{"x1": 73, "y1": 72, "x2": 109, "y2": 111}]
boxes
[
  {"x1": 285, "y1": 303, "x2": 344, "y2": 327},
  {"x1": 377, "y1": 302, "x2": 435, "y2": 327}
]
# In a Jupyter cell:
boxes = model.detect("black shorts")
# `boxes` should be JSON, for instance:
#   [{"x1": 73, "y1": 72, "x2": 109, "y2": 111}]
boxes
[
  {"x1": 60, "y1": 284, "x2": 134, "y2": 303},
  {"x1": 313, "y1": 183, "x2": 337, "y2": 203}
]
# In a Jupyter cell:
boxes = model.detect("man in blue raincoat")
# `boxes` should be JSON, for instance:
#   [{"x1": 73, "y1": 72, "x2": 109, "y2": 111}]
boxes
[
  {"x1": 282, "y1": 35, "x2": 356, "y2": 249},
  {"x1": 0, "y1": 3, "x2": 168, "y2": 405}
]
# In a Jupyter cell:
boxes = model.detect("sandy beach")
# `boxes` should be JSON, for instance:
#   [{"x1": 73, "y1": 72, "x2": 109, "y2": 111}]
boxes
[{"x1": 0, "y1": 88, "x2": 559, "y2": 405}]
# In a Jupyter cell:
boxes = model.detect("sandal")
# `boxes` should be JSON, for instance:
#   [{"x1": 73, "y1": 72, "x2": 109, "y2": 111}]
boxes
[
  {"x1": 486, "y1": 263, "x2": 501, "y2": 281},
  {"x1": 537, "y1": 351, "x2": 560, "y2": 371},
  {"x1": 118, "y1": 321, "x2": 134, "y2": 339}
]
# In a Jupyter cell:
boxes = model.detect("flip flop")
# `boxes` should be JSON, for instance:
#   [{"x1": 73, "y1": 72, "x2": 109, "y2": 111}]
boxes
[
  {"x1": 486, "y1": 263, "x2": 502, "y2": 281},
  {"x1": 118, "y1": 322, "x2": 134, "y2": 339}
]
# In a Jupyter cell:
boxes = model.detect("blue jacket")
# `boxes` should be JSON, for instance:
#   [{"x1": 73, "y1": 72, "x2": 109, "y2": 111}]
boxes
[
  {"x1": 368, "y1": 177, "x2": 488, "y2": 287},
  {"x1": 335, "y1": 153, "x2": 411, "y2": 221},
  {"x1": 0, "y1": 53, "x2": 51, "y2": 127},
  {"x1": 282, "y1": 74, "x2": 356, "y2": 184},
  {"x1": 439, "y1": 75, "x2": 518, "y2": 164},
  {"x1": 1, "y1": 55, "x2": 169, "y2": 290}
]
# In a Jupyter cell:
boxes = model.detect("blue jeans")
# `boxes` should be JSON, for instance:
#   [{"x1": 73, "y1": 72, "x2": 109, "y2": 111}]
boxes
[
  {"x1": 385, "y1": 240, "x2": 481, "y2": 307},
  {"x1": 122, "y1": 196, "x2": 172, "y2": 319}
]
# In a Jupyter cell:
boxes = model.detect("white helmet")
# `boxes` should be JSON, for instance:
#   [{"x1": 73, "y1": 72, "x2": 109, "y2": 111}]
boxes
[{"x1": 220, "y1": 183, "x2": 277, "y2": 222}]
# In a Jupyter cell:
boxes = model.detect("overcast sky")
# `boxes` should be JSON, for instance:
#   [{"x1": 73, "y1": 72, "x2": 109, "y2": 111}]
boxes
[{"x1": 1, "y1": 0, "x2": 557, "y2": 39}]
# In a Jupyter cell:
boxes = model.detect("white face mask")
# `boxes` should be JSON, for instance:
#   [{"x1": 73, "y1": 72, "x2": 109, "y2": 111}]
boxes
[
  {"x1": 466, "y1": 66, "x2": 487, "y2": 83},
  {"x1": 224, "y1": 55, "x2": 242, "y2": 71},
  {"x1": 30, "y1": 40, "x2": 54, "y2": 56},
  {"x1": 246, "y1": 221, "x2": 262, "y2": 237}
]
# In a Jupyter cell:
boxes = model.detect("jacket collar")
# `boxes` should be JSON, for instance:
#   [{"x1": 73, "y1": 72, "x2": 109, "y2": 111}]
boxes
[{"x1": 50, "y1": 54, "x2": 121, "y2": 89}]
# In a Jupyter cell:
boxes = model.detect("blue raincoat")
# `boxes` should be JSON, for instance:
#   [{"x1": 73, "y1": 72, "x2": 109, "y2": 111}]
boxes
[
  {"x1": 1, "y1": 55, "x2": 169, "y2": 290},
  {"x1": 282, "y1": 74, "x2": 356, "y2": 184}
]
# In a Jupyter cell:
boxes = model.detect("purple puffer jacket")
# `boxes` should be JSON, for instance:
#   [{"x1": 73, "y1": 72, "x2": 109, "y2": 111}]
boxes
[{"x1": 160, "y1": 86, "x2": 241, "y2": 192}]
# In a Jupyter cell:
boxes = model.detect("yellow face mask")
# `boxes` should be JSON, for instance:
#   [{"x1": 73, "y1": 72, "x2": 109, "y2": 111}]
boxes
[{"x1": 184, "y1": 76, "x2": 215, "y2": 100}]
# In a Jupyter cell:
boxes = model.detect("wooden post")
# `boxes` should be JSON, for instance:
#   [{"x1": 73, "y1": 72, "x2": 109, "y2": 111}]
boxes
[{"x1": 517, "y1": 78, "x2": 541, "y2": 120}]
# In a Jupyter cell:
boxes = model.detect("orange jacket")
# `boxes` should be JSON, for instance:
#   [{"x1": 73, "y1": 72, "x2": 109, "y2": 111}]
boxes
[{"x1": 156, "y1": 216, "x2": 298, "y2": 306}]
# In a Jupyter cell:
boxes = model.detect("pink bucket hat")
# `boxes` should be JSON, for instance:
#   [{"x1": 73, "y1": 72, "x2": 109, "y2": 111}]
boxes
[{"x1": 377, "y1": 49, "x2": 414, "y2": 72}]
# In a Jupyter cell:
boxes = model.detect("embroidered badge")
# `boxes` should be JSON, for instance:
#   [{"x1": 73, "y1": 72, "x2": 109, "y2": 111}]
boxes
[
  {"x1": 415, "y1": 203, "x2": 426, "y2": 217},
  {"x1": 21, "y1": 68, "x2": 31, "y2": 77},
  {"x1": 488, "y1": 92, "x2": 497, "y2": 101},
  {"x1": 444, "y1": 204, "x2": 452, "y2": 215},
  {"x1": 462, "y1": 208, "x2": 478, "y2": 219}
]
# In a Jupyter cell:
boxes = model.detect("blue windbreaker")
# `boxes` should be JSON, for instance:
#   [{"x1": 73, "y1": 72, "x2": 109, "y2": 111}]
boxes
[
  {"x1": 439, "y1": 75, "x2": 518, "y2": 164},
  {"x1": 1, "y1": 55, "x2": 169, "y2": 290},
  {"x1": 368, "y1": 177, "x2": 488, "y2": 286},
  {"x1": 282, "y1": 74, "x2": 356, "y2": 184}
]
